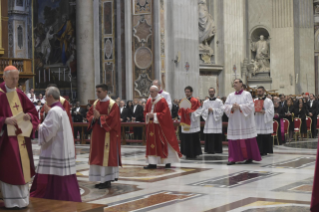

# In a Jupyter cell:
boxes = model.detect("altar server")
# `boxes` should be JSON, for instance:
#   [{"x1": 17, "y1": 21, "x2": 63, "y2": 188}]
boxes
[{"x1": 224, "y1": 79, "x2": 261, "y2": 165}]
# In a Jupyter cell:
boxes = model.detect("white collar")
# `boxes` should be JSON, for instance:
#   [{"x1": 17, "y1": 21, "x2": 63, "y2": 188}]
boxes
[
  {"x1": 100, "y1": 95, "x2": 110, "y2": 102},
  {"x1": 5, "y1": 84, "x2": 16, "y2": 93}
]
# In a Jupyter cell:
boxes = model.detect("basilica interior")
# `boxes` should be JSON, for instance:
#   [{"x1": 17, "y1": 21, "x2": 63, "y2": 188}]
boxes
[{"x1": 1, "y1": 0, "x2": 319, "y2": 212}]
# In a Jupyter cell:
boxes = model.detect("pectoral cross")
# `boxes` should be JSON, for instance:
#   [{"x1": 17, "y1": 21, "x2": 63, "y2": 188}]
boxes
[
  {"x1": 13, "y1": 103, "x2": 19, "y2": 111},
  {"x1": 21, "y1": 140, "x2": 26, "y2": 148}
]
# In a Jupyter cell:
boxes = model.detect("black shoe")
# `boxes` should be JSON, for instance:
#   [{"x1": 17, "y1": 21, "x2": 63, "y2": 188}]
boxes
[
  {"x1": 227, "y1": 161, "x2": 235, "y2": 165},
  {"x1": 165, "y1": 163, "x2": 171, "y2": 168},
  {"x1": 143, "y1": 164, "x2": 157, "y2": 169},
  {"x1": 98, "y1": 181, "x2": 111, "y2": 189},
  {"x1": 94, "y1": 183, "x2": 103, "y2": 188},
  {"x1": 244, "y1": 159, "x2": 253, "y2": 164}
]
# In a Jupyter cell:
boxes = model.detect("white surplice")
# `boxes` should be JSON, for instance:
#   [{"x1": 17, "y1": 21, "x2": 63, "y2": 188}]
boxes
[
  {"x1": 37, "y1": 106, "x2": 76, "y2": 176},
  {"x1": 202, "y1": 98, "x2": 225, "y2": 134},
  {"x1": 254, "y1": 98, "x2": 274, "y2": 134},
  {"x1": 224, "y1": 91, "x2": 257, "y2": 140}
]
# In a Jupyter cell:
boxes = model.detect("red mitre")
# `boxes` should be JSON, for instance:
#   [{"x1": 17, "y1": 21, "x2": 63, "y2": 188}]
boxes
[{"x1": 4, "y1": 65, "x2": 18, "y2": 72}]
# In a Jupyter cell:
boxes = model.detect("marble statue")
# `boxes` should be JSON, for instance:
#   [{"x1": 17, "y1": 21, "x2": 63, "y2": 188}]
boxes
[
  {"x1": 198, "y1": 0, "x2": 215, "y2": 55},
  {"x1": 250, "y1": 35, "x2": 270, "y2": 73}
]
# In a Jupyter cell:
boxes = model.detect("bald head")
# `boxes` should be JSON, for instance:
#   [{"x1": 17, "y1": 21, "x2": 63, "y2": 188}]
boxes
[
  {"x1": 150, "y1": 85, "x2": 159, "y2": 98},
  {"x1": 3, "y1": 68, "x2": 19, "y2": 89}
]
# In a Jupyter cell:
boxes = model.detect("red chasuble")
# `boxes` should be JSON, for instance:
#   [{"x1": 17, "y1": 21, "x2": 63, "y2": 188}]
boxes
[
  {"x1": 0, "y1": 82, "x2": 39, "y2": 185},
  {"x1": 178, "y1": 97, "x2": 201, "y2": 130},
  {"x1": 87, "y1": 98, "x2": 122, "y2": 167},
  {"x1": 311, "y1": 140, "x2": 319, "y2": 211},
  {"x1": 40, "y1": 97, "x2": 73, "y2": 134},
  {"x1": 144, "y1": 97, "x2": 182, "y2": 158}
]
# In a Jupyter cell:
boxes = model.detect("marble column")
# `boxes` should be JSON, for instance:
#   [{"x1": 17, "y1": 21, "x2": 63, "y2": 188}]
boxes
[
  {"x1": 223, "y1": 0, "x2": 247, "y2": 95},
  {"x1": 124, "y1": 0, "x2": 133, "y2": 100},
  {"x1": 166, "y1": 0, "x2": 200, "y2": 99},
  {"x1": 76, "y1": 0, "x2": 95, "y2": 104}
]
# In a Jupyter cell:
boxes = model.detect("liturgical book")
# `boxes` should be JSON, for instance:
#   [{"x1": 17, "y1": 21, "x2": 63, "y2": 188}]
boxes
[{"x1": 7, "y1": 112, "x2": 33, "y2": 137}]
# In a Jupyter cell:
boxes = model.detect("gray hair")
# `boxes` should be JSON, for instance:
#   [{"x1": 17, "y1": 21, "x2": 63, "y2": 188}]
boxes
[
  {"x1": 208, "y1": 87, "x2": 215, "y2": 91},
  {"x1": 46, "y1": 86, "x2": 60, "y2": 100},
  {"x1": 152, "y1": 79, "x2": 161, "y2": 86},
  {"x1": 3, "y1": 69, "x2": 18, "y2": 77}
]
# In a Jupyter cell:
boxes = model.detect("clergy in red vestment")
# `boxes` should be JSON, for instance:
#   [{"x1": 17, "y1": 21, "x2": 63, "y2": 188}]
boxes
[
  {"x1": 143, "y1": 86, "x2": 182, "y2": 169},
  {"x1": 178, "y1": 86, "x2": 203, "y2": 159},
  {"x1": 311, "y1": 138, "x2": 319, "y2": 211},
  {"x1": 87, "y1": 84, "x2": 121, "y2": 189},
  {"x1": 0, "y1": 66, "x2": 39, "y2": 209}
]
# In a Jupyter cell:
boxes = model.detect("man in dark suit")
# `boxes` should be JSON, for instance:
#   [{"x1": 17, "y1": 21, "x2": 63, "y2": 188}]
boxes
[
  {"x1": 308, "y1": 93, "x2": 318, "y2": 138},
  {"x1": 72, "y1": 101, "x2": 84, "y2": 138},
  {"x1": 119, "y1": 100, "x2": 129, "y2": 122},
  {"x1": 132, "y1": 98, "x2": 144, "y2": 140},
  {"x1": 171, "y1": 99, "x2": 179, "y2": 119},
  {"x1": 279, "y1": 94, "x2": 286, "y2": 109}
]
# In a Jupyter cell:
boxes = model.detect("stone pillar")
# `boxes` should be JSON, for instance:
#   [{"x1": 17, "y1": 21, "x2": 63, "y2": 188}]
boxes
[
  {"x1": 124, "y1": 0, "x2": 133, "y2": 100},
  {"x1": 76, "y1": 0, "x2": 95, "y2": 104},
  {"x1": 166, "y1": 0, "x2": 200, "y2": 99},
  {"x1": 223, "y1": 0, "x2": 247, "y2": 95}
]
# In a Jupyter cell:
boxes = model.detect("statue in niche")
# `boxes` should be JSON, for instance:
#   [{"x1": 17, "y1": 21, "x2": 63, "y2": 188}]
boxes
[
  {"x1": 17, "y1": 25, "x2": 23, "y2": 49},
  {"x1": 198, "y1": 0, "x2": 215, "y2": 63},
  {"x1": 250, "y1": 35, "x2": 270, "y2": 74}
]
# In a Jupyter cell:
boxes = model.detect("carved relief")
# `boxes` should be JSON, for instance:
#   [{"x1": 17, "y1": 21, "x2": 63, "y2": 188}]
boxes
[
  {"x1": 134, "y1": 72, "x2": 153, "y2": 97},
  {"x1": 134, "y1": 0, "x2": 151, "y2": 15},
  {"x1": 104, "y1": 38, "x2": 113, "y2": 60},
  {"x1": 133, "y1": 17, "x2": 152, "y2": 43},
  {"x1": 134, "y1": 46, "x2": 153, "y2": 69},
  {"x1": 105, "y1": 62, "x2": 114, "y2": 94},
  {"x1": 8, "y1": 21, "x2": 13, "y2": 57}
]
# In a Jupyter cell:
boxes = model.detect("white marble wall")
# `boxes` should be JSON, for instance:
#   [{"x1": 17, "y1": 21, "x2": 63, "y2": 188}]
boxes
[
  {"x1": 166, "y1": 0, "x2": 200, "y2": 99},
  {"x1": 199, "y1": 75, "x2": 218, "y2": 99},
  {"x1": 223, "y1": 0, "x2": 247, "y2": 95}
]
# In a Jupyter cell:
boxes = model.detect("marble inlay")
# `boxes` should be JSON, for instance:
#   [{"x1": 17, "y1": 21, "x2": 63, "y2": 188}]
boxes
[
  {"x1": 206, "y1": 198, "x2": 310, "y2": 212},
  {"x1": 189, "y1": 171, "x2": 280, "y2": 188},
  {"x1": 103, "y1": 191, "x2": 204, "y2": 212},
  {"x1": 77, "y1": 165, "x2": 210, "y2": 182},
  {"x1": 79, "y1": 181, "x2": 141, "y2": 202},
  {"x1": 262, "y1": 157, "x2": 316, "y2": 169},
  {"x1": 272, "y1": 177, "x2": 313, "y2": 194}
]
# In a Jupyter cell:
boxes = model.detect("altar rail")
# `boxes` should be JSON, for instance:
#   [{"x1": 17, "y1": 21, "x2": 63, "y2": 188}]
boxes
[{"x1": 73, "y1": 122, "x2": 228, "y2": 145}]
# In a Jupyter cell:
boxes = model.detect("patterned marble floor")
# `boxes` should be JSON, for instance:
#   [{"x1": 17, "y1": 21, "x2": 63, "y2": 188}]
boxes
[{"x1": 29, "y1": 140, "x2": 317, "y2": 212}]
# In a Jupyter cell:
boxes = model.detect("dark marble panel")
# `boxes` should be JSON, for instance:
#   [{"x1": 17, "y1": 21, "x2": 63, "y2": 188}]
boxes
[
  {"x1": 205, "y1": 197, "x2": 310, "y2": 212},
  {"x1": 189, "y1": 171, "x2": 281, "y2": 188},
  {"x1": 104, "y1": 1, "x2": 113, "y2": 34},
  {"x1": 262, "y1": 157, "x2": 316, "y2": 169},
  {"x1": 272, "y1": 177, "x2": 313, "y2": 194},
  {"x1": 102, "y1": 191, "x2": 205, "y2": 212}
]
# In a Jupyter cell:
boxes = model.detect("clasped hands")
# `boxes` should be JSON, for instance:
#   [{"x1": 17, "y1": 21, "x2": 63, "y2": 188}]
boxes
[
  {"x1": 231, "y1": 103, "x2": 240, "y2": 112},
  {"x1": 147, "y1": 113, "x2": 154, "y2": 119},
  {"x1": 93, "y1": 107, "x2": 101, "y2": 120}
]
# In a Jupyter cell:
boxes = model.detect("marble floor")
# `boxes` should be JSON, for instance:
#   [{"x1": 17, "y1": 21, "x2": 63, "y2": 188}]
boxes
[{"x1": 29, "y1": 140, "x2": 317, "y2": 212}]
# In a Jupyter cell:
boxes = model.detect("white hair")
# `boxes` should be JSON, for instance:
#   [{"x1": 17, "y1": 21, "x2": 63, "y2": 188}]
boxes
[
  {"x1": 46, "y1": 86, "x2": 60, "y2": 100},
  {"x1": 3, "y1": 69, "x2": 18, "y2": 77},
  {"x1": 150, "y1": 85, "x2": 159, "y2": 91}
]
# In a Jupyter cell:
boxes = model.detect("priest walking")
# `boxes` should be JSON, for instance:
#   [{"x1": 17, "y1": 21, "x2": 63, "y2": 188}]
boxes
[
  {"x1": 144, "y1": 86, "x2": 182, "y2": 169},
  {"x1": 30, "y1": 87, "x2": 81, "y2": 202},
  {"x1": 202, "y1": 87, "x2": 224, "y2": 154},
  {"x1": 87, "y1": 84, "x2": 121, "y2": 189},
  {"x1": 0, "y1": 66, "x2": 39, "y2": 209},
  {"x1": 254, "y1": 86, "x2": 274, "y2": 156},
  {"x1": 224, "y1": 79, "x2": 261, "y2": 165}
]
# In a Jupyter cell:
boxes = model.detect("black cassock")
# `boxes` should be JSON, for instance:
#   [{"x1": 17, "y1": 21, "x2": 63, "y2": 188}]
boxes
[{"x1": 274, "y1": 106, "x2": 286, "y2": 145}]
